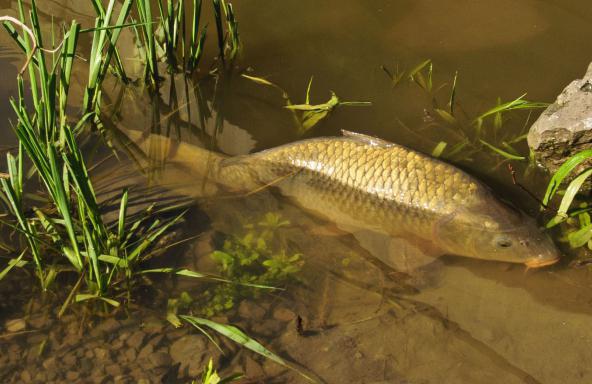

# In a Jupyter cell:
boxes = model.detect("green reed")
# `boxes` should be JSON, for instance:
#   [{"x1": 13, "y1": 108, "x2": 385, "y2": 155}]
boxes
[
  {"x1": 136, "y1": 0, "x2": 240, "y2": 86},
  {"x1": 0, "y1": 0, "x2": 190, "y2": 314},
  {"x1": 382, "y1": 59, "x2": 548, "y2": 163},
  {"x1": 540, "y1": 150, "x2": 592, "y2": 251}
]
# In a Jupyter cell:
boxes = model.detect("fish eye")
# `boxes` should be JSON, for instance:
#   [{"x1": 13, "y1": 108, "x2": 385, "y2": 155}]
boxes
[{"x1": 495, "y1": 236, "x2": 513, "y2": 248}]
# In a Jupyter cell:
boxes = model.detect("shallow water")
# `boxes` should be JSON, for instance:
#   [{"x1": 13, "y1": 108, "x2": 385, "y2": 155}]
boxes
[{"x1": 1, "y1": 1, "x2": 592, "y2": 383}]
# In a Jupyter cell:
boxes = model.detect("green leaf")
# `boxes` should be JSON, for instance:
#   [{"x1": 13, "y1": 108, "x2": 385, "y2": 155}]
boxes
[
  {"x1": 431, "y1": 141, "x2": 447, "y2": 158},
  {"x1": 180, "y1": 316, "x2": 317, "y2": 382},
  {"x1": 543, "y1": 149, "x2": 592, "y2": 206},
  {"x1": 75, "y1": 294, "x2": 120, "y2": 307},
  {"x1": 479, "y1": 139, "x2": 526, "y2": 160}
]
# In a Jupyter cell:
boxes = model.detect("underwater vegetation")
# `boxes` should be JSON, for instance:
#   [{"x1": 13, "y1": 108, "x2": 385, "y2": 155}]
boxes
[
  {"x1": 169, "y1": 212, "x2": 303, "y2": 318},
  {"x1": 382, "y1": 59, "x2": 549, "y2": 164}
]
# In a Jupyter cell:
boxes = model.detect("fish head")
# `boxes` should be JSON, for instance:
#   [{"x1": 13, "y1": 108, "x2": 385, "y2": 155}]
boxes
[{"x1": 435, "y1": 197, "x2": 560, "y2": 267}]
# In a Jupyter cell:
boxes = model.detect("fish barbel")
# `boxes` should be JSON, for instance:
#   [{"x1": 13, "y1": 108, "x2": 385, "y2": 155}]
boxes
[{"x1": 121, "y1": 129, "x2": 561, "y2": 269}]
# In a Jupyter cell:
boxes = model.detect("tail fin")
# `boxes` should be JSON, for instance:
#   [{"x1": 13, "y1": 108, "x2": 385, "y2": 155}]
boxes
[{"x1": 111, "y1": 128, "x2": 228, "y2": 198}]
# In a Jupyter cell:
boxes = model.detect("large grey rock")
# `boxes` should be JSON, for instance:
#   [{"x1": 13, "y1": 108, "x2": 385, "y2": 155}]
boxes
[{"x1": 528, "y1": 62, "x2": 592, "y2": 178}]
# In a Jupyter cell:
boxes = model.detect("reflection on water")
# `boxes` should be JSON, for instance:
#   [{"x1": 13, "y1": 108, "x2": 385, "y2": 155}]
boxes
[{"x1": 1, "y1": 0, "x2": 592, "y2": 383}]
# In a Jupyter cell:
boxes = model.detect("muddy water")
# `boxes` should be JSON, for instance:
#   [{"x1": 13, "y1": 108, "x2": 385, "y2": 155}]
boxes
[{"x1": 1, "y1": 1, "x2": 592, "y2": 383}]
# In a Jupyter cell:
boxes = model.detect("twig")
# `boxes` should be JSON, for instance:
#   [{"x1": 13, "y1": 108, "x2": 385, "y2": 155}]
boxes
[
  {"x1": 507, "y1": 163, "x2": 548, "y2": 210},
  {"x1": 0, "y1": 172, "x2": 8, "y2": 179},
  {"x1": 0, "y1": 16, "x2": 37, "y2": 75}
]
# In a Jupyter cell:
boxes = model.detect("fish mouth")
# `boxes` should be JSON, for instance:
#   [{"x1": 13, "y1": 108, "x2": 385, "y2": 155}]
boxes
[{"x1": 524, "y1": 256, "x2": 560, "y2": 268}]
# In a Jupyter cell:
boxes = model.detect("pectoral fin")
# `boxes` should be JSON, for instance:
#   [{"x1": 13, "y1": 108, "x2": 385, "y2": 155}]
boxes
[{"x1": 350, "y1": 229, "x2": 444, "y2": 274}]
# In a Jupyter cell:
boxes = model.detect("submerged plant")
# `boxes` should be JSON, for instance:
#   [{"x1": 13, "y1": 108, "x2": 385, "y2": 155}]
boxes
[
  {"x1": 382, "y1": 59, "x2": 548, "y2": 164},
  {"x1": 197, "y1": 212, "x2": 303, "y2": 317},
  {"x1": 242, "y1": 74, "x2": 371, "y2": 133},
  {"x1": 541, "y1": 149, "x2": 592, "y2": 251}
]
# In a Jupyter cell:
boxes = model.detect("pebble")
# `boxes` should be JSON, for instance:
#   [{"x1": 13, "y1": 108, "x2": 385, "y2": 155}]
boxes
[
  {"x1": 63, "y1": 353, "x2": 77, "y2": 367},
  {"x1": 66, "y1": 371, "x2": 80, "y2": 381},
  {"x1": 5, "y1": 318, "x2": 26, "y2": 332},
  {"x1": 137, "y1": 343, "x2": 154, "y2": 360},
  {"x1": 105, "y1": 363, "x2": 123, "y2": 376},
  {"x1": 94, "y1": 347, "x2": 110, "y2": 360},
  {"x1": 148, "y1": 351, "x2": 172, "y2": 368},
  {"x1": 238, "y1": 301, "x2": 267, "y2": 320},
  {"x1": 244, "y1": 356, "x2": 265, "y2": 378},
  {"x1": 42, "y1": 357, "x2": 57, "y2": 370},
  {"x1": 125, "y1": 347, "x2": 137, "y2": 362},
  {"x1": 20, "y1": 370, "x2": 32, "y2": 383},
  {"x1": 126, "y1": 330, "x2": 146, "y2": 350},
  {"x1": 273, "y1": 307, "x2": 296, "y2": 322}
]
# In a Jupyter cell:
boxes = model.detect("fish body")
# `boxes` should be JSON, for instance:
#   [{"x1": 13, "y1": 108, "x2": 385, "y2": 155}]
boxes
[
  {"x1": 121, "y1": 129, "x2": 560, "y2": 268},
  {"x1": 216, "y1": 131, "x2": 559, "y2": 268}
]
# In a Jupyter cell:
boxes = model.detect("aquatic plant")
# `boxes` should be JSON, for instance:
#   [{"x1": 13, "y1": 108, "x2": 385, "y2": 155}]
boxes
[
  {"x1": 382, "y1": 60, "x2": 548, "y2": 163},
  {"x1": 242, "y1": 74, "x2": 371, "y2": 134},
  {"x1": 541, "y1": 149, "x2": 592, "y2": 251},
  {"x1": 194, "y1": 212, "x2": 302, "y2": 317},
  {"x1": 135, "y1": 0, "x2": 240, "y2": 87},
  {"x1": 196, "y1": 358, "x2": 242, "y2": 384}
]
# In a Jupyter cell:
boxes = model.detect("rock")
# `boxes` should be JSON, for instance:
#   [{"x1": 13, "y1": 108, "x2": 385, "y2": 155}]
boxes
[
  {"x1": 251, "y1": 319, "x2": 282, "y2": 337},
  {"x1": 63, "y1": 352, "x2": 77, "y2": 367},
  {"x1": 273, "y1": 307, "x2": 295, "y2": 322},
  {"x1": 244, "y1": 356, "x2": 265, "y2": 378},
  {"x1": 137, "y1": 343, "x2": 154, "y2": 360},
  {"x1": 5, "y1": 318, "x2": 26, "y2": 332},
  {"x1": 149, "y1": 351, "x2": 172, "y2": 368},
  {"x1": 90, "y1": 318, "x2": 121, "y2": 337},
  {"x1": 124, "y1": 347, "x2": 137, "y2": 362},
  {"x1": 94, "y1": 347, "x2": 110, "y2": 360},
  {"x1": 42, "y1": 357, "x2": 57, "y2": 370},
  {"x1": 528, "y1": 62, "x2": 592, "y2": 185},
  {"x1": 169, "y1": 334, "x2": 208, "y2": 376},
  {"x1": 66, "y1": 371, "x2": 80, "y2": 381},
  {"x1": 105, "y1": 363, "x2": 123, "y2": 376},
  {"x1": 238, "y1": 301, "x2": 267, "y2": 320},
  {"x1": 20, "y1": 370, "x2": 32, "y2": 383},
  {"x1": 126, "y1": 330, "x2": 146, "y2": 350}
]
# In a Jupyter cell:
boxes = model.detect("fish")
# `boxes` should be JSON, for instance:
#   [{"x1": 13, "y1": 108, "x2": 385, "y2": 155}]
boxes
[{"x1": 117, "y1": 129, "x2": 561, "y2": 270}]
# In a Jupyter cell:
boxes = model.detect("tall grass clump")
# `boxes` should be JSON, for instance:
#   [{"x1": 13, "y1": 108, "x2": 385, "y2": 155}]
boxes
[
  {"x1": 135, "y1": 0, "x2": 241, "y2": 87},
  {"x1": 541, "y1": 150, "x2": 592, "y2": 252},
  {"x1": 0, "y1": 0, "x2": 187, "y2": 314},
  {"x1": 382, "y1": 59, "x2": 548, "y2": 163}
]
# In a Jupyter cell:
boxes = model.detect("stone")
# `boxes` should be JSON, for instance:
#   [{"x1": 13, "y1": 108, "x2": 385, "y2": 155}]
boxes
[
  {"x1": 137, "y1": 343, "x2": 154, "y2": 360},
  {"x1": 105, "y1": 363, "x2": 123, "y2": 376},
  {"x1": 5, "y1": 318, "x2": 26, "y2": 332},
  {"x1": 94, "y1": 347, "x2": 110, "y2": 360},
  {"x1": 63, "y1": 353, "x2": 77, "y2": 367},
  {"x1": 244, "y1": 356, "x2": 265, "y2": 378},
  {"x1": 528, "y1": 62, "x2": 592, "y2": 185},
  {"x1": 238, "y1": 300, "x2": 267, "y2": 320},
  {"x1": 66, "y1": 371, "x2": 80, "y2": 381},
  {"x1": 43, "y1": 357, "x2": 57, "y2": 370},
  {"x1": 124, "y1": 347, "x2": 137, "y2": 362},
  {"x1": 149, "y1": 351, "x2": 172, "y2": 368},
  {"x1": 20, "y1": 370, "x2": 32, "y2": 383},
  {"x1": 169, "y1": 334, "x2": 208, "y2": 376},
  {"x1": 126, "y1": 330, "x2": 146, "y2": 350},
  {"x1": 273, "y1": 307, "x2": 295, "y2": 322},
  {"x1": 90, "y1": 318, "x2": 121, "y2": 337}
]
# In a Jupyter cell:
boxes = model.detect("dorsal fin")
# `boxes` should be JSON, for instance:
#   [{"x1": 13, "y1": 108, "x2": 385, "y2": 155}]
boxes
[{"x1": 341, "y1": 130, "x2": 394, "y2": 148}]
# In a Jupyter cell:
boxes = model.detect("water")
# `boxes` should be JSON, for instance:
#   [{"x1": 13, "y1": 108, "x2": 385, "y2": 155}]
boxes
[{"x1": 1, "y1": 1, "x2": 592, "y2": 383}]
